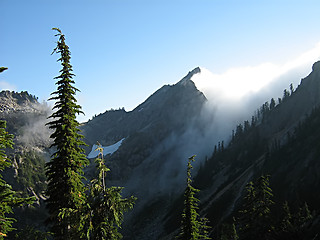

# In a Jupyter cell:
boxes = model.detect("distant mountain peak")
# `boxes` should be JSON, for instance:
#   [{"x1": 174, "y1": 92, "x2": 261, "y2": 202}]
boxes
[
  {"x1": 0, "y1": 90, "x2": 40, "y2": 113},
  {"x1": 312, "y1": 60, "x2": 320, "y2": 72},
  {"x1": 178, "y1": 67, "x2": 201, "y2": 85}
]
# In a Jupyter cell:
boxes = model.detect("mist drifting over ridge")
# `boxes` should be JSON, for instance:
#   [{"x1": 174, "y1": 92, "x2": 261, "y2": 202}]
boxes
[{"x1": 191, "y1": 44, "x2": 320, "y2": 146}]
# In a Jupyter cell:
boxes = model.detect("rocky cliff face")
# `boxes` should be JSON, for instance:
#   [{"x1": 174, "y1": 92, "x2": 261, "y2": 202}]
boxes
[{"x1": 0, "y1": 90, "x2": 39, "y2": 113}]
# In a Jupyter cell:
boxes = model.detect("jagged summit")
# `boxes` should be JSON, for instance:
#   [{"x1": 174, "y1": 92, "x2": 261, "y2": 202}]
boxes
[
  {"x1": 312, "y1": 60, "x2": 320, "y2": 72},
  {"x1": 178, "y1": 67, "x2": 201, "y2": 85},
  {"x1": 0, "y1": 90, "x2": 40, "y2": 113}
]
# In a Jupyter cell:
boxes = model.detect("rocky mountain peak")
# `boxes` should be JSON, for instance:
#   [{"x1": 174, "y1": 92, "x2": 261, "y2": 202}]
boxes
[
  {"x1": 312, "y1": 60, "x2": 320, "y2": 72},
  {"x1": 177, "y1": 67, "x2": 201, "y2": 86},
  {"x1": 0, "y1": 90, "x2": 40, "y2": 113}
]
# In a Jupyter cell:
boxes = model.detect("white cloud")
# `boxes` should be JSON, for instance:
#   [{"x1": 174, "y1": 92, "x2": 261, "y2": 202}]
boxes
[
  {"x1": 193, "y1": 63, "x2": 280, "y2": 100},
  {"x1": 192, "y1": 42, "x2": 320, "y2": 103}
]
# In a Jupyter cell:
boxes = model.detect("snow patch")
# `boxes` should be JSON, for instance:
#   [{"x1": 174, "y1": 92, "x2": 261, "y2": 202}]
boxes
[{"x1": 87, "y1": 138, "x2": 125, "y2": 159}]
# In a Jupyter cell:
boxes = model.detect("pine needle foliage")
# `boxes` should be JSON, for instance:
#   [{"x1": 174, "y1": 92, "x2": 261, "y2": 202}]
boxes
[
  {"x1": 177, "y1": 155, "x2": 211, "y2": 240},
  {"x1": 84, "y1": 142, "x2": 136, "y2": 240},
  {"x1": 0, "y1": 67, "x2": 8, "y2": 73},
  {"x1": 238, "y1": 175, "x2": 274, "y2": 240},
  {"x1": 0, "y1": 120, "x2": 35, "y2": 239},
  {"x1": 45, "y1": 28, "x2": 89, "y2": 239},
  {"x1": 219, "y1": 222, "x2": 239, "y2": 240}
]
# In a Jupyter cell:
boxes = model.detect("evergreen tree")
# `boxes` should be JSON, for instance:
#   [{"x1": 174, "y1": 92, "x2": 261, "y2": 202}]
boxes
[
  {"x1": 238, "y1": 181, "x2": 255, "y2": 238},
  {"x1": 274, "y1": 201, "x2": 314, "y2": 239},
  {"x1": 235, "y1": 124, "x2": 243, "y2": 138},
  {"x1": 296, "y1": 202, "x2": 312, "y2": 227},
  {"x1": 238, "y1": 175, "x2": 274, "y2": 240},
  {"x1": 243, "y1": 120, "x2": 250, "y2": 133},
  {"x1": 84, "y1": 143, "x2": 136, "y2": 239},
  {"x1": 251, "y1": 116, "x2": 256, "y2": 127},
  {"x1": 219, "y1": 222, "x2": 238, "y2": 240},
  {"x1": 270, "y1": 98, "x2": 276, "y2": 110},
  {"x1": 283, "y1": 89, "x2": 290, "y2": 100},
  {"x1": 280, "y1": 201, "x2": 294, "y2": 233},
  {"x1": 45, "y1": 28, "x2": 89, "y2": 239},
  {"x1": 176, "y1": 155, "x2": 211, "y2": 240},
  {"x1": 0, "y1": 120, "x2": 35, "y2": 238},
  {"x1": 253, "y1": 175, "x2": 274, "y2": 236},
  {"x1": 273, "y1": 201, "x2": 295, "y2": 239},
  {"x1": 13, "y1": 225, "x2": 53, "y2": 240},
  {"x1": 290, "y1": 83, "x2": 294, "y2": 95}
]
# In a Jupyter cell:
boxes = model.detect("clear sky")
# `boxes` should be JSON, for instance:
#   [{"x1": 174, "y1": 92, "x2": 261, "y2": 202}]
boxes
[{"x1": 2, "y1": 1, "x2": 320, "y2": 122}]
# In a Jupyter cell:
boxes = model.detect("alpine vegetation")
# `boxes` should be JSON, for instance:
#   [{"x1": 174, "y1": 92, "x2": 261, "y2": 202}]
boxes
[{"x1": 84, "y1": 142, "x2": 136, "y2": 239}]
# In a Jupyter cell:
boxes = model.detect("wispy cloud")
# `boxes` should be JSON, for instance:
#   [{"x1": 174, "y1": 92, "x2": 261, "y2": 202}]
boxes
[{"x1": 0, "y1": 81, "x2": 16, "y2": 91}]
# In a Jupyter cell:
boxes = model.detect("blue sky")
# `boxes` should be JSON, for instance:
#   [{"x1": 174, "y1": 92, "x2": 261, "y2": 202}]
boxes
[{"x1": 2, "y1": 1, "x2": 320, "y2": 122}]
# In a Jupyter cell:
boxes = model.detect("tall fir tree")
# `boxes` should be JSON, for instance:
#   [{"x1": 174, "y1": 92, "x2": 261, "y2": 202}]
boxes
[
  {"x1": 84, "y1": 143, "x2": 136, "y2": 239},
  {"x1": 237, "y1": 181, "x2": 255, "y2": 238},
  {"x1": 177, "y1": 155, "x2": 211, "y2": 240},
  {"x1": 45, "y1": 28, "x2": 89, "y2": 239}
]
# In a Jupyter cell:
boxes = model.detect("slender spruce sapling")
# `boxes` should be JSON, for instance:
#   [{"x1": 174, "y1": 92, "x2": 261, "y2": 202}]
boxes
[
  {"x1": 177, "y1": 155, "x2": 211, "y2": 240},
  {"x1": 84, "y1": 142, "x2": 136, "y2": 240}
]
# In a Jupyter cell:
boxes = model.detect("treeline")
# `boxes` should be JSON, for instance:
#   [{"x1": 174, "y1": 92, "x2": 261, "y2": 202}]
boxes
[
  {"x1": 88, "y1": 107, "x2": 126, "y2": 122},
  {"x1": 229, "y1": 82, "x2": 296, "y2": 147}
]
